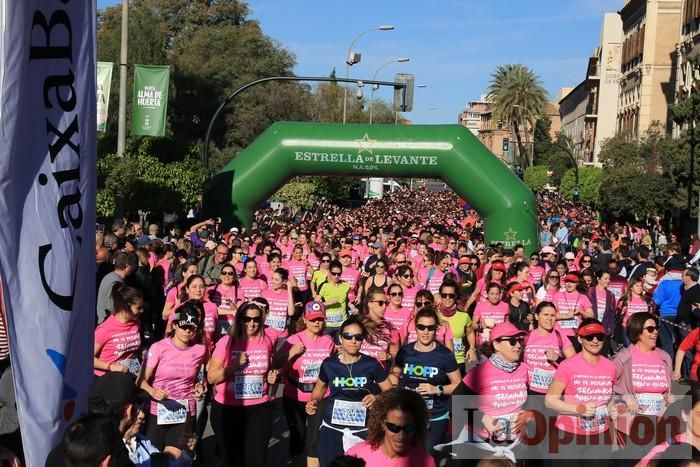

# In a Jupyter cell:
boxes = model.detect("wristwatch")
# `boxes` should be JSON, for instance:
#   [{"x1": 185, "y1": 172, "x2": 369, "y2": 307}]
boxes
[{"x1": 436, "y1": 385, "x2": 445, "y2": 397}]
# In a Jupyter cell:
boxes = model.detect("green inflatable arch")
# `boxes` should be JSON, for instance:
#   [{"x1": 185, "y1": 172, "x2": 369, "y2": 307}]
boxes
[{"x1": 205, "y1": 122, "x2": 538, "y2": 250}]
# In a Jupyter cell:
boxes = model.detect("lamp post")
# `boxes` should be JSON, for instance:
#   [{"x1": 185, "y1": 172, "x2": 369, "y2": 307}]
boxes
[
  {"x1": 342, "y1": 25, "x2": 394, "y2": 124},
  {"x1": 369, "y1": 57, "x2": 409, "y2": 124}
]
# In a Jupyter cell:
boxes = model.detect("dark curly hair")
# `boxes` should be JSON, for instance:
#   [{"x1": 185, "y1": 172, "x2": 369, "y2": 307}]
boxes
[{"x1": 365, "y1": 388, "x2": 428, "y2": 450}]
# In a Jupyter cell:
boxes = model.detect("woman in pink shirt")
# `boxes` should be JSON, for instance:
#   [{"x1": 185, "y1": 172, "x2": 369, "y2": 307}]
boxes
[
  {"x1": 94, "y1": 284, "x2": 143, "y2": 376},
  {"x1": 472, "y1": 283, "x2": 509, "y2": 345},
  {"x1": 617, "y1": 277, "x2": 650, "y2": 348},
  {"x1": 166, "y1": 275, "x2": 219, "y2": 349},
  {"x1": 536, "y1": 269, "x2": 562, "y2": 304},
  {"x1": 160, "y1": 259, "x2": 198, "y2": 324},
  {"x1": 545, "y1": 318, "x2": 618, "y2": 464},
  {"x1": 260, "y1": 267, "x2": 296, "y2": 338},
  {"x1": 395, "y1": 265, "x2": 420, "y2": 310},
  {"x1": 360, "y1": 289, "x2": 400, "y2": 369},
  {"x1": 259, "y1": 253, "x2": 282, "y2": 288},
  {"x1": 207, "y1": 302, "x2": 279, "y2": 467},
  {"x1": 466, "y1": 260, "x2": 506, "y2": 309},
  {"x1": 346, "y1": 388, "x2": 435, "y2": 467},
  {"x1": 384, "y1": 283, "x2": 412, "y2": 333},
  {"x1": 614, "y1": 312, "x2": 672, "y2": 447},
  {"x1": 207, "y1": 264, "x2": 238, "y2": 332},
  {"x1": 274, "y1": 301, "x2": 335, "y2": 467},
  {"x1": 139, "y1": 303, "x2": 207, "y2": 452},
  {"x1": 237, "y1": 258, "x2": 268, "y2": 304},
  {"x1": 401, "y1": 290, "x2": 454, "y2": 350}
]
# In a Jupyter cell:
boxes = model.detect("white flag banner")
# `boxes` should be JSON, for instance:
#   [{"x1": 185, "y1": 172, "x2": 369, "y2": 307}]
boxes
[{"x1": 0, "y1": 1, "x2": 96, "y2": 466}]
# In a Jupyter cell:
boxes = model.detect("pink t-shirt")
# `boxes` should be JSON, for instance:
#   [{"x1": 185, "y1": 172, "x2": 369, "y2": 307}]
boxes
[
  {"x1": 384, "y1": 306, "x2": 412, "y2": 332},
  {"x1": 156, "y1": 259, "x2": 172, "y2": 291},
  {"x1": 212, "y1": 334, "x2": 274, "y2": 406},
  {"x1": 400, "y1": 285, "x2": 420, "y2": 310},
  {"x1": 400, "y1": 320, "x2": 453, "y2": 347},
  {"x1": 417, "y1": 267, "x2": 445, "y2": 295},
  {"x1": 284, "y1": 259, "x2": 309, "y2": 291},
  {"x1": 528, "y1": 266, "x2": 545, "y2": 287},
  {"x1": 361, "y1": 326, "x2": 400, "y2": 368},
  {"x1": 346, "y1": 441, "x2": 436, "y2": 467},
  {"x1": 146, "y1": 338, "x2": 207, "y2": 416},
  {"x1": 281, "y1": 331, "x2": 335, "y2": 402},
  {"x1": 622, "y1": 296, "x2": 649, "y2": 326},
  {"x1": 237, "y1": 277, "x2": 267, "y2": 301},
  {"x1": 473, "y1": 301, "x2": 509, "y2": 344},
  {"x1": 474, "y1": 277, "x2": 503, "y2": 303},
  {"x1": 630, "y1": 346, "x2": 669, "y2": 394},
  {"x1": 523, "y1": 329, "x2": 573, "y2": 394},
  {"x1": 165, "y1": 283, "x2": 185, "y2": 307},
  {"x1": 554, "y1": 291, "x2": 593, "y2": 337},
  {"x1": 94, "y1": 316, "x2": 142, "y2": 376},
  {"x1": 340, "y1": 267, "x2": 361, "y2": 301},
  {"x1": 552, "y1": 352, "x2": 616, "y2": 435},
  {"x1": 167, "y1": 301, "x2": 219, "y2": 348},
  {"x1": 260, "y1": 288, "x2": 290, "y2": 336}
]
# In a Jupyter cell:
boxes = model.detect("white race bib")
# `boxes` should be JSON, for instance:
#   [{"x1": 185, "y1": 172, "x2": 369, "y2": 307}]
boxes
[
  {"x1": 531, "y1": 367, "x2": 555, "y2": 390},
  {"x1": 297, "y1": 277, "x2": 306, "y2": 287},
  {"x1": 578, "y1": 406, "x2": 608, "y2": 432},
  {"x1": 423, "y1": 396, "x2": 434, "y2": 411},
  {"x1": 119, "y1": 359, "x2": 141, "y2": 376},
  {"x1": 326, "y1": 311, "x2": 344, "y2": 326},
  {"x1": 156, "y1": 399, "x2": 188, "y2": 425},
  {"x1": 637, "y1": 393, "x2": 664, "y2": 416},
  {"x1": 265, "y1": 314, "x2": 287, "y2": 331},
  {"x1": 453, "y1": 338, "x2": 464, "y2": 354},
  {"x1": 493, "y1": 412, "x2": 518, "y2": 441},
  {"x1": 232, "y1": 375, "x2": 264, "y2": 400},
  {"x1": 331, "y1": 399, "x2": 367, "y2": 427},
  {"x1": 302, "y1": 364, "x2": 320, "y2": 383},
  {"x1": 559, "y1": 317, "x2": 579, "y2": 329}
]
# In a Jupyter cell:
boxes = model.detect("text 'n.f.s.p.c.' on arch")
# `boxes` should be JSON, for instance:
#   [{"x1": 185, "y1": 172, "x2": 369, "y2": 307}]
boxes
[{"x1": 204, "y1": 122, "x2": 538, "y2": 250}]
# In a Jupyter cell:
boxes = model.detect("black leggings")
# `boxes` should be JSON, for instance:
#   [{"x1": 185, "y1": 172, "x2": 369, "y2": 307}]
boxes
[
  {"x1": 210, "y1": 401, "x2": 272, "y2": 467},
  {"x1": 282, "y1": 396, "x2": 308, "y2": 456}
]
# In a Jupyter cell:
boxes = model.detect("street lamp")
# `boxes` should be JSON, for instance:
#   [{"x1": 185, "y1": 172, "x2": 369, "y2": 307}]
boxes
[
  {"x1": 369, "y1": 57, "x2": 409, "y2": 124},
  {"x1": 342, "y1": 25, "x2": 395, "y2": 124}
]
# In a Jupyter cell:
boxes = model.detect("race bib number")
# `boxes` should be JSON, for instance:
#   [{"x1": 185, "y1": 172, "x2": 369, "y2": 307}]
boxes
[
  {"x1": 265, "y1": 314, "x2": 287, "y2": 331},
  {"x1": 637, "y1": 393, "x2": 664, "y2": 416},
  {"x1": 232, "y1": 375, "x2": 264, "y2": 400},
  {"x1": 157, "y1": 399, "x2": 188, "y2": 425},
  {"x1": 423, "y1": 396, "x2": 434, "y2": 411},
  {"x1": 297, "y1": 277, "x2": 306, "y2": 287},
  {"x1": 326, "y1": 311, "x2": 344, "y2": 326},
  {"x1": 302, "y1": 364, "x2": 320, "y2": 383},
  {"x1": 578, "y1": 406, "x2": 608, "y2": 432},
  {"x1": 119, "y1": 359, "x2": 141, "y2": 376},
  {"x1": 218, "y1": 318, "x2": 231, "y2": 334},
  {"x1": 531, "y1": 367, "x2": 555, "y2": 390},
  {"x1": 331, "y1": 399, "x2": 367, "y2": 427},
  {"x1": 559, "y1": 317, "x2": 579, "y2": 329},
  {"x1": 493, "y1": 413, "x2": 518, "y2": 441},
  {"x1": 453, "y1": 338, "x2": 464, "y2": 354}
]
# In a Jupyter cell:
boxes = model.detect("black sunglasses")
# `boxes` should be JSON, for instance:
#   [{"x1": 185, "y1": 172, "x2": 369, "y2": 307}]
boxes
[
  {"x1": 644, "y1": 326, "x2": 659, "y2": 333},
  {"x1": 441, "y1": 293, "x2": 456, "y2": 299},
  {"x1": 375, "y1": 264, "x2": 386, "y2": 268},
  {"x1": 384, "y1": 421, "x2": 417, "y2": 434},
  {"x1": 496, "y1": 336, "x2": 524, "y2": 346},
  {"x1": 242, "y1": 316, "x2": 262, "y2": 324},
  {"x1": 415, "y1": 301, "x2": 431, "y2": 307},
  {"x1": 330, "y1": 271, "x2": 342, "y2": 276},
  {"x1": 341, "y1": 332, "x2": 365, "y2": 342},
  {"x1": 370, "y1": 300, "x2": 388, "y2": 307},
  {"x1": 221, "y1": 271, "x2": 235, "y2": 276},
  {"x1": 177, "y1": 323, "x2": 198, "y2": 331},
  {"x1": 321, "y1": 259, "x2": 331, "y2": 263},
  {"x1": 416, "y1": 324, "x2": 437, "y2": 332},
  {"x1": 389, "y1": 292, "x2": 404, "y2": 297},
  {"x1": 402, "y1": 274, "x2": 414, "y2": 279},
  {"x1": 581, "y1": 334, "x2": 606, "y2": 342}
]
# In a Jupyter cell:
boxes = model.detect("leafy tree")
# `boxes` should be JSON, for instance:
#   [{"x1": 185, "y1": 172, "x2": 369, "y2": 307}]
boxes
[
  {"x1": 523, "y1": 166, "x2": 550, "y2": 192},
  {"x1": 486, "y1": 64, "x2": 548, "y2": 169},
  {"x1": 560, "y1": 167, "x2": 602, "y2": 206},
  {"x1": 271, "y1": 179, "x2": 319, "y2": 209}
]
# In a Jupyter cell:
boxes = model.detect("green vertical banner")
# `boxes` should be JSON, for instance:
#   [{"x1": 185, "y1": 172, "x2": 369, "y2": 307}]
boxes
[
  {"x1": 96, "y1": 62, "x2": 113, "y2": 132},
  {"x1": 131, "y1": 64, "x2": 170, "y2": 136}
]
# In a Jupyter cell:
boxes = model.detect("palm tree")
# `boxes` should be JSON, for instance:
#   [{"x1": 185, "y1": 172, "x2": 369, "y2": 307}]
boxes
[{"x1": 486, "y1": 64, "x2": 548, "y2": 169}]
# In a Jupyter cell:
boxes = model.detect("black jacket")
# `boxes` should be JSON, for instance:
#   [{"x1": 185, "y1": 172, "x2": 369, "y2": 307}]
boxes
[{"x1": 678, "y1": 283, "x2": 700, "y2": 326}]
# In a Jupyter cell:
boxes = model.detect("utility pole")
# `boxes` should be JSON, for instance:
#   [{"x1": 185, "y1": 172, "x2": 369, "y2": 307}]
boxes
[{"x1": 116, "y1": 0, "x2": 128, "y2": 158}]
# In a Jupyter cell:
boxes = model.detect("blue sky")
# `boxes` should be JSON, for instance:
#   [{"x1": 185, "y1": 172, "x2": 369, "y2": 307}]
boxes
[{"x1": 97, "y1": 0, "x2": 622, "y2": 124}]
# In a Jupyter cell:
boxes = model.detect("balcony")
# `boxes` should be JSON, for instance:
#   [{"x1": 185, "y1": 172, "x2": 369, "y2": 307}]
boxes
[{"x1": 587, "y1": 64, "x2": 600, "y2": 79}]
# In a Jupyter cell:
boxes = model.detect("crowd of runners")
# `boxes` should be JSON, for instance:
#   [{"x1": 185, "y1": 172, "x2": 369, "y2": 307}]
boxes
[{"x1": 17, "y1": 187, "x2": 700, "y2": 467}]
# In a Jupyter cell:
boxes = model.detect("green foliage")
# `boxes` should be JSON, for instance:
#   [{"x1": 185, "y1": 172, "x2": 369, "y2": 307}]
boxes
[
  {"x1": 271, "y1": 180, "x2": 319, "y2": 209},
  {"x1": 523, "y1": 166, "x2": 550, "y2": 192},
  {"x1": 560, "y1": 167, "x2": 602, "y2": 206}
]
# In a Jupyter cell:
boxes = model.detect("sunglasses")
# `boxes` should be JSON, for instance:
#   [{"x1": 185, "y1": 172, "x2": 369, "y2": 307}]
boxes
[
  {"x1": 221, "y1": 271, "x2": 235, "y2": 276},
  {"x1": 581, "y1": 260, "x2": 591, "y2": 264},
  {"x1": 370, "y1": 300, "x2": 388, "y2": 307},
  {"x1": 389, "y1": 292, "x2": 404, "y2": 297},
  {"x1": 530, "y1": 257, "x2": 539, "y2": 261},
  {"x1": 644, "y1": 326, "x2": 659, "y2": 333},
  {"x1": 178, "y1": 323, "x2": 198, "y2": 331},
  {"x1": 581, "y1": 334, "x2": 606, "y2": 342},
  {"x1": 321, "y1": 259, "x2": 331, "y2": 263},
  {"x1": 242, "y1": 316, "x2": 262, "y2": 324},
  {"x1": 330, "y1": 271, "x2": 342, "y2": 277},
  {"x1": 384, "y1": 421, "x2": 417, "y2": 434},
  {"x1": 415, "y1": 301, "x2": 431, "y2": 307},
  {"x1": 341, "y1": 332, "x2": 365, "y2": 342},
  {"x1": 550, "y1": 275, "x2": 560, "y2": 280},
  {"x1": 496, "y1": 336, "x2": 524, "y2": 346},
  {"x1": 566, "y1": 259, "x2": 575, "y2": 262},
  {"x1": 416, "y1": 323, "x2": 437, "y2": 332},
  {"x1": 375, "y1": 264, "x2": 386, "y2": 268},
  {"x1": 441, "y1": 293, "x2": 456, "y2": 299},
  {"x1": 402, "y1": 274, "x2": 414, "y2": 279}
]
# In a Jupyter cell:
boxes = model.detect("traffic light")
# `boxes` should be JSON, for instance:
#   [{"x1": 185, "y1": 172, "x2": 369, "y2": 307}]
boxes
[
  {"x1": 502, "y1": 138, "x2": 510, "y2": 153},
  {"x1": 393, "y1": 73, "x2": 415, "y2": 112}
]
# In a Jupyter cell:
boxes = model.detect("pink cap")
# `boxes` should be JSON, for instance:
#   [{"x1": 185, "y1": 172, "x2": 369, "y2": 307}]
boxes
[
  {"x1": 540, "y1": 246, "x2": 555, "y2": 255},
  {"x1": 490, "y1": 322, "x2": 526, "y2": 341}
]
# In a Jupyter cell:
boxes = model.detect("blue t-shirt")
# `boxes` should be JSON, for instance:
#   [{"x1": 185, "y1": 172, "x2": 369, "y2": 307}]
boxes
[
  {"x1": 318, "y1": 353, "x2": 388, "y2": 427},
  {"x1": 395, "y1": 342, "x2": 458, "y2": 418}
]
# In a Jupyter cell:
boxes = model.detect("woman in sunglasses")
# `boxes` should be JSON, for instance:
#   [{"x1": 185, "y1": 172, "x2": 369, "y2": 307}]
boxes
[
  {"x1": 536, "y1": 269, "x2": 562, "y2": 304},
  {"x1": 395, "y1": 265, "x2": 420, "y2": 310},
  {"x1": 545, "y1": 318, "x2": 618, "y2": 463},
  {"x1": 418, "y1": 252, "x2": 452, "y2": 296},
  {"x1": 237, "y1": 258, "x2": 268, "y2": 304},
  {"x1": 260, "y1": 267, "x2": 296, "y2": 339},
  {"x1": 345, "y1": 388, "x2": 434, "y2": 467},
  {"x1": 139, "y1": 303, "x2": 207, "y2": 452},
  {"x1": 438, "y1": 280, "x2": 476, "y2": 368},
  {"x1": 456, "y1": 322, "x2": 530, "y2": 459},
  {"x1": 389, "y1": 307, "x2": 461, "y2": 460},
  {"x1": 207, "y1": 302, "x2": 279, "y2": 467},
  {"x1": 318, "y1": 260, "x2": 352, "y2": 334},
  {"x1": 167, "y1": 275, "x2": 219, "y2": 349},
  {"x1": 274, "y1": 301, "x2": 335, "y2": 467},
  {"x1": 400, "y1": 292, "x2": 454, "y2": 350},
  {"x1": 614, "y1": 312, "x2": 672, "y2": 447},
  {"x1": 305, "y1": 316, "x2": 392, "y2": 467},
  {"x1": 208, "y1": 264, "x2": 239, "y2": 332},
  {"x1": 528, "y1": 253, "x2": 546, "y2": 290},
  {"x1": 617, "y1": 277, "x2": 650, "y2": 348},
  {"x1": 360, "y1": 260, "x2": 390, "y2": 302},
  {"x1": 384, "y1": 283, "x2": 412, "y2": 333},
  {"x1": 360, "y1": 288, "x2": 400, "y2": 369},
  {"x1": 472, "y1": 283, "x2": 509, "y2": 345},
  {"x1": 161, "y1": 259, "x2": 198, "y2": 323},
  {"x1": 311, "y1": 253, "x2": 333, "y2": 300}
]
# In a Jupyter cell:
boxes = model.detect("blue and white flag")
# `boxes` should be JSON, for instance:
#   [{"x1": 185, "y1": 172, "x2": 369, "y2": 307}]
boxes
[{"x1": 0, "y1": 1, "x2": 96, "y2": 465}]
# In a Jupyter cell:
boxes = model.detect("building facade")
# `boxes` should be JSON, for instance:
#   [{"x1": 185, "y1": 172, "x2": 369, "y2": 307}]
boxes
[{"x1": 673, "y1": 0, "x2": 700, "y2": 137}]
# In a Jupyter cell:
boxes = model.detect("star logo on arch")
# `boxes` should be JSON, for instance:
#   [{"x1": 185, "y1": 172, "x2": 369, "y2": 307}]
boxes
[
  {"x1": 504, "y1": 228, "x2": 518, "y2": 242},
  {"x1": 355, "y1": 133, "x2": 376, "y2": 156}
]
